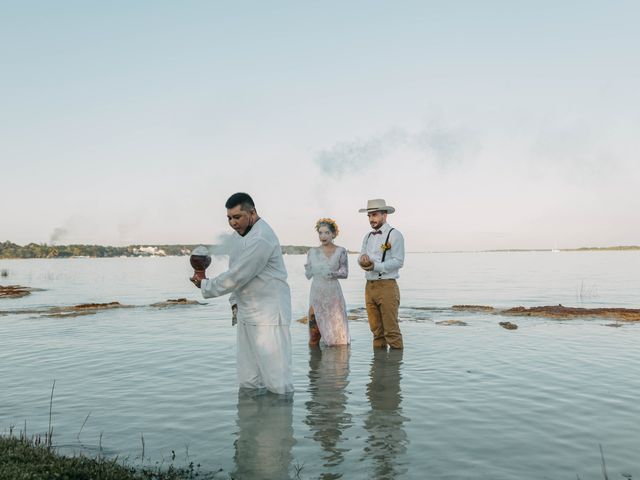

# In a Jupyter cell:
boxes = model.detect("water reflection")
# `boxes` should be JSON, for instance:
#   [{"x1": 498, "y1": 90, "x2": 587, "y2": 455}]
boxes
[
  {"x1": 305, "y1": 346, "x2": 352, "y2": 479},
  {"x1": 363, "y1": 349, "x2": 409, "y2": 479},
  {"x1": 233, "y1": 389, "x2": 295, "y2": 479}
]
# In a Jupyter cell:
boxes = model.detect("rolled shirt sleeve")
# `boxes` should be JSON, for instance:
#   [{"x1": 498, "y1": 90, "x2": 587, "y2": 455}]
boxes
[
  {"x1": 201, "y1": 237, "x2": 272, "y2": 299},
  {"x1": 199, "y1": 219, "x2": 292, "y2": 326},
  {"x1": 360, "y1": 235, "x2": 369, "y2": 257}
]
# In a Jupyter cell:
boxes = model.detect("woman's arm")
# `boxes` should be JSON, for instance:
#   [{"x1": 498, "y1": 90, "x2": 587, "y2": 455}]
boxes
[
  {"x1": 333, "y1": 247, "x2": 348, "y2": 279},
  {"x1": 304, "y1": 250, "x2": 313, "y2": 280}
]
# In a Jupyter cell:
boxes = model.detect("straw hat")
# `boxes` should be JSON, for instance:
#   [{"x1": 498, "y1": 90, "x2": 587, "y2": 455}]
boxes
[{"x1": 358, "y1": 198, "x2": 395, "y2": 214}]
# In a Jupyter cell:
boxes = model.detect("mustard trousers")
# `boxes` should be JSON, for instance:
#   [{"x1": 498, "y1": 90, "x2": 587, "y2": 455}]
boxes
[{"x1": 365, "y1": 279, "x2": 403, "y2": 349}]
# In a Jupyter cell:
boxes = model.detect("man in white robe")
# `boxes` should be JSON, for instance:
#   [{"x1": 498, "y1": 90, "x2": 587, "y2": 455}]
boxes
[{"x1": 192, "y1": 192, "x2": 294, "y2": 395}]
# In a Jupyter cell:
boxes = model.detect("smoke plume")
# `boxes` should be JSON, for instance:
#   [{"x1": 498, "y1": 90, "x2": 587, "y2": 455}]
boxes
[
  {"x1": 315, "y1": 123, "x2": 474, "y2": 178},
  {"x1": 210, "y1": 233, "x2": 236, "y2": 255},
  {"x1": 49, "y1": 227, "x2": 69, "y2": 246}
]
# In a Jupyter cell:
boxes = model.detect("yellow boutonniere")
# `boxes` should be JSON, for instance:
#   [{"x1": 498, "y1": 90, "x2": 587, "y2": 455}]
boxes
[{"x1": 381, "y1": 242, "x2": 392, "y2": 252}]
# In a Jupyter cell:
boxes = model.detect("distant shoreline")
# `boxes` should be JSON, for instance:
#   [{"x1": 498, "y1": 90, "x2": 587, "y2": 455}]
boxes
[
  {"x1": 0, "y1": 241, "x2": 311, "y2": 259},
  {"x1": 1, "y1": 241, "x2": 638, "y2": 259},
  {"x1": 426, "y1": 246, "x2": 640, "y2": 254}
]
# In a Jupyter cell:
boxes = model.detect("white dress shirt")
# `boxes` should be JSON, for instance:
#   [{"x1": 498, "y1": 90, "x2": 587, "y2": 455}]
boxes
[
  {"x1": 201, "y1": 219, "x2": 292, "y2": 326},
  {"x1": 360, "y1": 222, "x2": 405, "y2": 280}
]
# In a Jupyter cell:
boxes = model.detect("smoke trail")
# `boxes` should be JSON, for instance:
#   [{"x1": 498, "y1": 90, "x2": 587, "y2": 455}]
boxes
[
  {"x1": 413, "y1": 124, "x2": 472, "y2": 170},
  {"x1": 49, "y1": 228, "x2": 69, "y2": 246},
  {"x1": 210, "y1": 233, "x2": 236, "y2": 255},
  {"x1": 315, "y1": 124, "x2": 474, "y2": 178},
  {"x1": 315, "y1": 129, "x2": 406, "y2": 178}
]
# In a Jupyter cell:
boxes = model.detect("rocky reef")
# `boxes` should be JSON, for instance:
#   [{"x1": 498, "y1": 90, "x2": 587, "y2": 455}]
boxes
[
  {"x1": 502, "y1": 305, "x2": 640, "y2": 322},
  {"x1": 0, "y1": 285, "x2": 44, "y2": 299}
]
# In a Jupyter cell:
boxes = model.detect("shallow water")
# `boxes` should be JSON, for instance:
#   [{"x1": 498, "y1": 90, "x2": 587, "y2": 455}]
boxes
[{"x1": 1, "y1": 252, "x2": 639, "y2": 479}]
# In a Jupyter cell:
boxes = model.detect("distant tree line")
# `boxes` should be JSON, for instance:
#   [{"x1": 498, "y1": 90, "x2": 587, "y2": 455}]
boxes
[
  {"x1": 0, "y1": 242, "x2": 196, "y2": 259},
  {"x1": 569, "y1": 245, "x2": 640, "y2": 251},
  {"x1": 0, "y1": 241, "x2": 311, "y2": 259}
]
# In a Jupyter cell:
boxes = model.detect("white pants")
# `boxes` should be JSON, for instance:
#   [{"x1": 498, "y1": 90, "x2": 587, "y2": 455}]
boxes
[{"x1": 236, "y1": 322, "x2": 294, "y2": 395}]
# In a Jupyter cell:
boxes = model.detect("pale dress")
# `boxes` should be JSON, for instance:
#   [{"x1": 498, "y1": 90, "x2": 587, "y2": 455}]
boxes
[{"x1": 305, "y1": 246, "x2": 351, "y2": 346}]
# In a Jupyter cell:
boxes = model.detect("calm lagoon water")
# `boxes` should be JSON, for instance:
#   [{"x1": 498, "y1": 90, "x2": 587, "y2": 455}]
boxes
[{"x1": 1, "y1": 252, "x2": 640, "y2": 479}]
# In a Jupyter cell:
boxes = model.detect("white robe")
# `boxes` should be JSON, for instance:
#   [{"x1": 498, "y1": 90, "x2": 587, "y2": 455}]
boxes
[{"x1": 200, "y1": 218, "x2": 293, "y2": 394}]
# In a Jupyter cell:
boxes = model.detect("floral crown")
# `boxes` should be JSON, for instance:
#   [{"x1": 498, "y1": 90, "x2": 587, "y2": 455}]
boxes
[{"x1": 315, "y1": 217, "x2": 339, "y2": 237}]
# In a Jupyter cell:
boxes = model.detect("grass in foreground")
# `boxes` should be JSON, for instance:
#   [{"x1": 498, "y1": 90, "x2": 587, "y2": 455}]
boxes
[{"x1": 0, "y1": 436, "x2": 210, "y2": 480}]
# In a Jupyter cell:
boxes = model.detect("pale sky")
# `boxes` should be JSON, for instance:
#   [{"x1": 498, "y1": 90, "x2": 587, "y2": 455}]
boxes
[{"x1": 2, "y1": 1, "x2": 639, "y2": 251}]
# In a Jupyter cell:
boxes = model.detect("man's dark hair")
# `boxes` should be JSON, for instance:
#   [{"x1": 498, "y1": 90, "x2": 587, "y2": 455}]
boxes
[{"x1": 225, "y1": 192, "x2": 255, "y2": 211}]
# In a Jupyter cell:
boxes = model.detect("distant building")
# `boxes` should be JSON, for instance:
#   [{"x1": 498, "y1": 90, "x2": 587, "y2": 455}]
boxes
[{"x1": 132, "y1": 246, "x2": 166, "y2": 257}]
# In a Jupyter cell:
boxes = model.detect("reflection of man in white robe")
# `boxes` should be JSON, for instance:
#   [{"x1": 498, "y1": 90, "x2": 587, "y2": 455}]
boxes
[
  {"x1": 233, "y1": 389, "x2": 294, "y2": 478},
  {"x1": 193, "y1": 192, "x2": 294, "y2": 395}
]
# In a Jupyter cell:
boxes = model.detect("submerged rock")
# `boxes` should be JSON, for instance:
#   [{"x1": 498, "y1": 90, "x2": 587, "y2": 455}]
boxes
[
  {"x1": 43, "y1": 311, "x2": 97, "y2": 318},
  {"x1": 0, "y1": 285, "x2": 31, "y2": 298},
  {"x1": 69, "y1": 302, "x2": 125, "y2": 310},
  {"x1": 1, "y1": 301, "x2": 133, "y2": 318},
  {"x1": 502, "y1": 305, "x2": 640, "y2": 322},
  {"x1": 46, "y1": 302, "x2": 134, "y2": 316},
  {"x1": 499, "y1": 321, "x2": 518, "y2": 330},
  {"x1": 436, "y1": 320, "x2": 468, "y2": 326},
  {"x1": 150, "y1": 298, "x2": 203, "y2": 308},
  {"x1": 452, "y1": 305, "x2": 495, "y2": 312},
  {"x1": 2, "y1": 298, "x2": 213, "y2": 318},
  {"x1": 0, "y1": 285, "x2": 44, "y2": 299}
]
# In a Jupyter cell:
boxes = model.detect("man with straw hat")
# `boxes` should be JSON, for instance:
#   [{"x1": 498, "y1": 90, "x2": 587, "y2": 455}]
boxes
[{"x1": 358, "y1": 199, "x2": 405, "y2": 349}]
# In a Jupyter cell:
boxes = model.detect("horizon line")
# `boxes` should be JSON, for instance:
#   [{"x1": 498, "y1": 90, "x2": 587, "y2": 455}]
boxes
[{"x1": 2, "y1": 240, "x2": 639, "y2": 254}]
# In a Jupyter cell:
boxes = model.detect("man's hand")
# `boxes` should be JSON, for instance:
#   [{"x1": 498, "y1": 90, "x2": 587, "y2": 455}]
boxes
[
  {"x1": 231, "y1": 304, "x2": 238, "y2": 326},
  {"x1": 190, "y1": 271, "x2": 206, "y2": 288},
  {"x1": 359, "y1": 254, "x2": 375, "y2": 271}
]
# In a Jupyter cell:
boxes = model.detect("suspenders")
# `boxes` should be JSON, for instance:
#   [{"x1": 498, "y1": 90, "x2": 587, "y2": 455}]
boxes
[
  {"x1": 367, "y1": 228, "x2": 394, "y2": 279},
  {"x1": 381, "y1": 228, "x2": 394, "y2": 262}
]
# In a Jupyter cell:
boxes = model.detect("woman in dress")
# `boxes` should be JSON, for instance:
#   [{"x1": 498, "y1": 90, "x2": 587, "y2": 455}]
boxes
[{"x1": 305, "y1": 218, "x2": 351, "y2": 346}]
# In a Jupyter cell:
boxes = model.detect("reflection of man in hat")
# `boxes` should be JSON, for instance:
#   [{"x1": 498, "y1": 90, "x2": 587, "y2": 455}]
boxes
[{"x1": 358, "y1": 199, "x2": 405, "y2": 349}]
